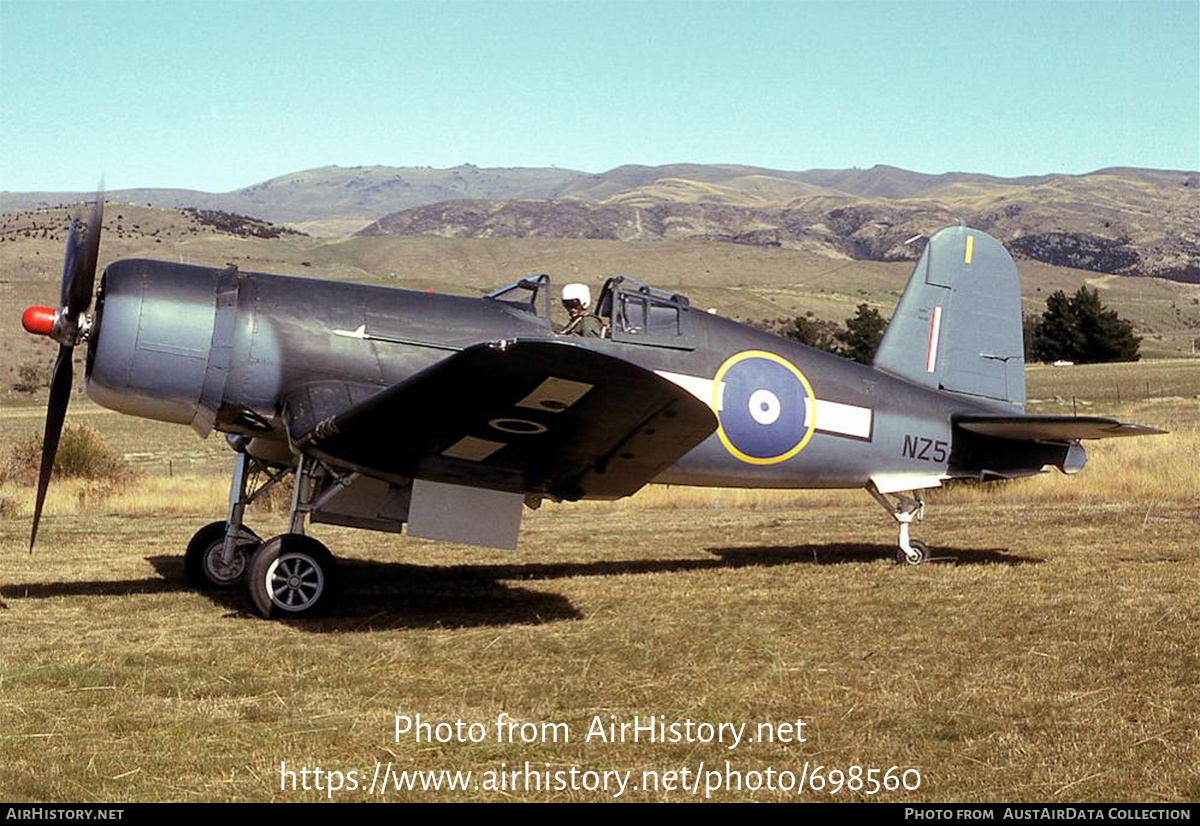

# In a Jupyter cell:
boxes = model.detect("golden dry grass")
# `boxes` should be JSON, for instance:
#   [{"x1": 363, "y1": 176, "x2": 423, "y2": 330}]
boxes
[
  {"x1": 1, "y1": 498, "x2": 1195, "y2": 802},
  {"x1": 0, "y1": 476, "x2": 230, "y2": 520}
]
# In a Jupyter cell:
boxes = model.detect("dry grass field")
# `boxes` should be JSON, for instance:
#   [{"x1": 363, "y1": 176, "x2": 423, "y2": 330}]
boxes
[{"x1": 0, "y1": 361, "x2": 1195, "y2": 803}]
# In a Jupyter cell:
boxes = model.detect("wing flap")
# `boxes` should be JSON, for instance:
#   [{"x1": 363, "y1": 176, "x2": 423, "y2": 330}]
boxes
[
  {"x1": 289, "y1": 339, "x2": 717, "y2": 499},
  {"x1": 955, "y1": 414, "x2": 1166, "y2": 442}
]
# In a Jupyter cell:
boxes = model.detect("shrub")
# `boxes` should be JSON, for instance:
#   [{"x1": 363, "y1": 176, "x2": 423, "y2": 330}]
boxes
[
  {"x1": 836, "y1": 304, "x2": 888, "y2": 364},
  {"x1": 773, "y1": 304, "x2": 889, "y2": 364},
  {"x1": 779, "y1": 316, "x2": 842, "y2": 354},
  {"x1": 1027, "y1": 287, "x2": 1141, "y2": 363},
  {"x1": 3, "y1": 423, "x2": 137, "y2": 484},
  {"x1": 14, "y1": 362, "x2": 50, "y2": 393}
]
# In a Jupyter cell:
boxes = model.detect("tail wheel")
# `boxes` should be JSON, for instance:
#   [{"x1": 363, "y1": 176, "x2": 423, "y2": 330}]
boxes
[
  {"x1": 247, "y1": 534, "x2": 338, "y2": 618},
  {"x1": 895, "y1": 540, "x2": 929, "y2": 566},
  {"x1": 184, "y1": 521, "x2": 260, "y2": 589}
]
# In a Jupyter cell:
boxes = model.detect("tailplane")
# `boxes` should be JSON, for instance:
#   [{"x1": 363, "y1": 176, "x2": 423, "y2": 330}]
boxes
[{"x1": 874, "y1": 227, "x2": 1025, "y2": 408}]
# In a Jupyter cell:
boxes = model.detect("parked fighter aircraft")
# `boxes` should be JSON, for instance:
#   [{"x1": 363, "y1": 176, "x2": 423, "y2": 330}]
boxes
[{"x1": 21, "y1": 198, "x2": 1163, "y2": 618}]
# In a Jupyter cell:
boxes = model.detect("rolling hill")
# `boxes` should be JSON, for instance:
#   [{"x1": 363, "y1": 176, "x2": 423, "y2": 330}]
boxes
[
  {"x1": 2, "y1": 163, "x2": 1197, "y2": 280},
  {"x1": 359, "y1": 168, "x2": 1200, "y2": 281}
]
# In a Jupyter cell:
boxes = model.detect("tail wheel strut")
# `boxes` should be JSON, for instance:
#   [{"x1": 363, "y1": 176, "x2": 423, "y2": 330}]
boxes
[{"x1": 868, "y1": 483, "x2": 930, "y2": 565}]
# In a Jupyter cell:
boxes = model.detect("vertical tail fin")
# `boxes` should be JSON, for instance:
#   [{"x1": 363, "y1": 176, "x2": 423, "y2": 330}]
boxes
[{"x1": 873, "y1": 227, "x2": 1025, "y2": 408}]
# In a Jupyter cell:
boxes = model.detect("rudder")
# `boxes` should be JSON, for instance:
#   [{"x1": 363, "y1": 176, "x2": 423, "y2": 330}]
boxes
[{"x1": 873, "y1": 226, "x2": 1025, "y2": 409}]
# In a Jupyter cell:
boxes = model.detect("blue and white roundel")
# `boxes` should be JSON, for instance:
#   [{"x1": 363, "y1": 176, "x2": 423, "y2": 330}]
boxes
[{"x1": 713, "y1": 351, "x2": 817, "y2": 465}]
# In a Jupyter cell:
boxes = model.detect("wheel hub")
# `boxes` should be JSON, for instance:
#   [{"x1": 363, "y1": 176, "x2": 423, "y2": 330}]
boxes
[
  {"x1": 265, "y1": 553, "x2": 325, "y2": 612},
  {"x1": 204, "y1": 544, "x2": 247, "y2": 583}
]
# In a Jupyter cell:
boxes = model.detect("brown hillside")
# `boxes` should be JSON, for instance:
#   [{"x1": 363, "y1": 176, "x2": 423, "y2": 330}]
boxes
[
  {"x1": 359, "y1": 168, "x2": 1199, "y2": 282},
  {"x1": 3, "y1": 163, "x2": 1196, "y2": 280}
]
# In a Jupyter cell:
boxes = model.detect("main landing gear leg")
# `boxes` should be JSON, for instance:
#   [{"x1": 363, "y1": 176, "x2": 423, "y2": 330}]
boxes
[
  {"x1": 185, "y1": 450, "x2": 264, "y2": 588},
  {"x1": 186, "y1": 440, "x2": 298, "y2": 589},
  {"x1": 246, "y1": 454, "x2": 339, "y2": 619},
  {"x1": 867, "y1": 483, "x2": 929, "y2": 565},
  {"x1": 220, "y1": 449, "x2": 255, "y2": 563}
]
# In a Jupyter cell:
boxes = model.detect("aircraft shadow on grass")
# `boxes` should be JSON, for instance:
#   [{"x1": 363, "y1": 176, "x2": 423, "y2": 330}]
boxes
[
  {"x1": 0, "y1": 543, "x2": 1040, "y2": 630},
  {"x1": 0, "y1": 576, "x2": 185, "y2": 601},
  {"x1": 163, "y1": 542, "x2": 1038, "y2": 631}
]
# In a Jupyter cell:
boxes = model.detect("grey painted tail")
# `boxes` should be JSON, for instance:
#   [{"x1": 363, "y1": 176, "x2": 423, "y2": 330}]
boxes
[{"x1": 873, "y1": 226, "x2": 1025, "y2": 409}]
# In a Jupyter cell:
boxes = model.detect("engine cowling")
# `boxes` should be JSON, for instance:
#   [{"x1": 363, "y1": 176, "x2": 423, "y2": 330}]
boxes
[{"x1": 86, "y1": 259, "x2": 238, "y2": 435}]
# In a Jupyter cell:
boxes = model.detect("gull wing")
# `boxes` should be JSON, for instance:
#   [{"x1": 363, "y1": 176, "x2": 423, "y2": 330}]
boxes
[{"x1": 286, "y1": 339, "x2": 716, "y2": 500}]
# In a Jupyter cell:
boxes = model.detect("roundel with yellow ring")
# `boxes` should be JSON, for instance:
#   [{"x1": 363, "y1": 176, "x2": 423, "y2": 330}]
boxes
[{"x1": 712, "y1": 350, "x2": 817, "y2": 465}]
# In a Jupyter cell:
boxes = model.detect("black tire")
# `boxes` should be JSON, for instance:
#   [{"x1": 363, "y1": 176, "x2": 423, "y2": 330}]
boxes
[
  {"x1": 895, "y1": 539, "x2": 929, "y2": 566},
  {"x1": 184, "y1": 521, "x2": 259, "y2": 589},
  {"x1": 247, "y1": 534, "x2": 338, "y2": 619}
]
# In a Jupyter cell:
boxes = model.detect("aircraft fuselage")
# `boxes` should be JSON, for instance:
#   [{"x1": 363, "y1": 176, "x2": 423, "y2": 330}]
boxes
[{"x1": 85, "y1": 260, "x2": 1011, "y2": 496}]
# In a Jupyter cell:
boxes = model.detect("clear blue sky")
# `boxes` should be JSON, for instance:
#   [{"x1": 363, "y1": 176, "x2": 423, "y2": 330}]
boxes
[{"x1": 1, "y1": 0, "x2": 1197, "y2": 192}]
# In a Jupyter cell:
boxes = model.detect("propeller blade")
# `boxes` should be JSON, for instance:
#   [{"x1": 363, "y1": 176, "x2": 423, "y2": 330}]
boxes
[
  {"x1": 31, "y1": 189, "x2": 102, "y2": 548},
  {"x1": 68, "y1": 194, "x2": 104, "y2": 316},
  {"x1": 58, "y1": 210, "x2": 81, "y2": 310},
  {"x1": 30, "y1": 345, "x2": 74, "y2": 551}
]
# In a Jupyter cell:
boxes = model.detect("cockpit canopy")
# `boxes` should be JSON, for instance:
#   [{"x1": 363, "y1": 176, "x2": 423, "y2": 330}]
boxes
[
  {"x1": 485, "y1": 273, "x2": 552, "y2": 320},
  {"x1": 485, "y1": 272, "x2": 695, "y2": 350},
  {"x1": 597, "y1": 275, "x2": 693, "y2": 349}
]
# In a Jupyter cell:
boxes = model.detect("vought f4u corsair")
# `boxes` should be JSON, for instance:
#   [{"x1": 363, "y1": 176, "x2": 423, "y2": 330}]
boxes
[{"x1": 22, "y1": 198, "x2": 1163, "y2": 618}]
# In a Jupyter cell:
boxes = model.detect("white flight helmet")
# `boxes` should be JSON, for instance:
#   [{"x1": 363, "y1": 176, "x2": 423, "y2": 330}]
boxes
[{"x1": 562, "y1": 283, "x2": 591, "y2": 310}]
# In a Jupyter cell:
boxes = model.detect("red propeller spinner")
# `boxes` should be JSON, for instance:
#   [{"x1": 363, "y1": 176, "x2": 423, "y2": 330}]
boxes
[{"x1": 21, "y1": 305, "x2": 57, "y2": 337}]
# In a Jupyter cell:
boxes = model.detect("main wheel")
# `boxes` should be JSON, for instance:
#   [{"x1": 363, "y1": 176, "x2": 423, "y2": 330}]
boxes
[
  {"x1": 247, "y1": 534, "x2": 338, "y2": 618},
  {"x1": 184, "y1": 521, "x2": 260, "y2": 589},
  {"x1": 895, "y1": 539, "x2": 929, "y2": 566}
]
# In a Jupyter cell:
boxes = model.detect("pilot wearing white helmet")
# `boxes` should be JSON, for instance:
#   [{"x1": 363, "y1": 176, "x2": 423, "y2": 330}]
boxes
[{"x1": 560, "y1": 283, "x2": 604, "y2": 337}]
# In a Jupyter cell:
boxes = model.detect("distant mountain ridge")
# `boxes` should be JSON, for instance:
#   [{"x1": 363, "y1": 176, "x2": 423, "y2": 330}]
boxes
[
  {"x1": 0, "y1": 165, "x2": 589, "y2": 225},
  {"x1": 3, "y1": 162, "x2": 1197, "y2": 280},
  {"x1": 357, "y1": 165, "x2": 1200, "y2": 282},
  {"x1": 5, "y1": 162, "x2": 1192, "y2": 219}
]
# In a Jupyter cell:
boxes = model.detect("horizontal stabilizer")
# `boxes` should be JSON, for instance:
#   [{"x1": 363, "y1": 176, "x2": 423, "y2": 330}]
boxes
[{"x1": 954, "y1": 414, "x2": 1166, "y2": 442}]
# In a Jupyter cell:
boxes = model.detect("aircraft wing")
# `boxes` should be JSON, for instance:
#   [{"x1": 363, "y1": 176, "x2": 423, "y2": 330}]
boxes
[
  {"x1": 954, "y1": 414, "x2": 1166, "y2": 442},
  {"x1": 286, "y1": 339, "x2": 717, "y2": 500}
]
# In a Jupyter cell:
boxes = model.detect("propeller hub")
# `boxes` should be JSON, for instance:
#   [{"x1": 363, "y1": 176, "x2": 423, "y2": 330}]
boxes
[{"x1": 21, "y1": 305, "x2": 57, "y2": 337}]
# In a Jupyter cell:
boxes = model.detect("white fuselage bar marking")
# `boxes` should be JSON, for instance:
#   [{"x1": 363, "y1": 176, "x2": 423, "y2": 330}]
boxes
[{"x1": 656, "y1": 370, "x2": 873, "y2": 440}]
